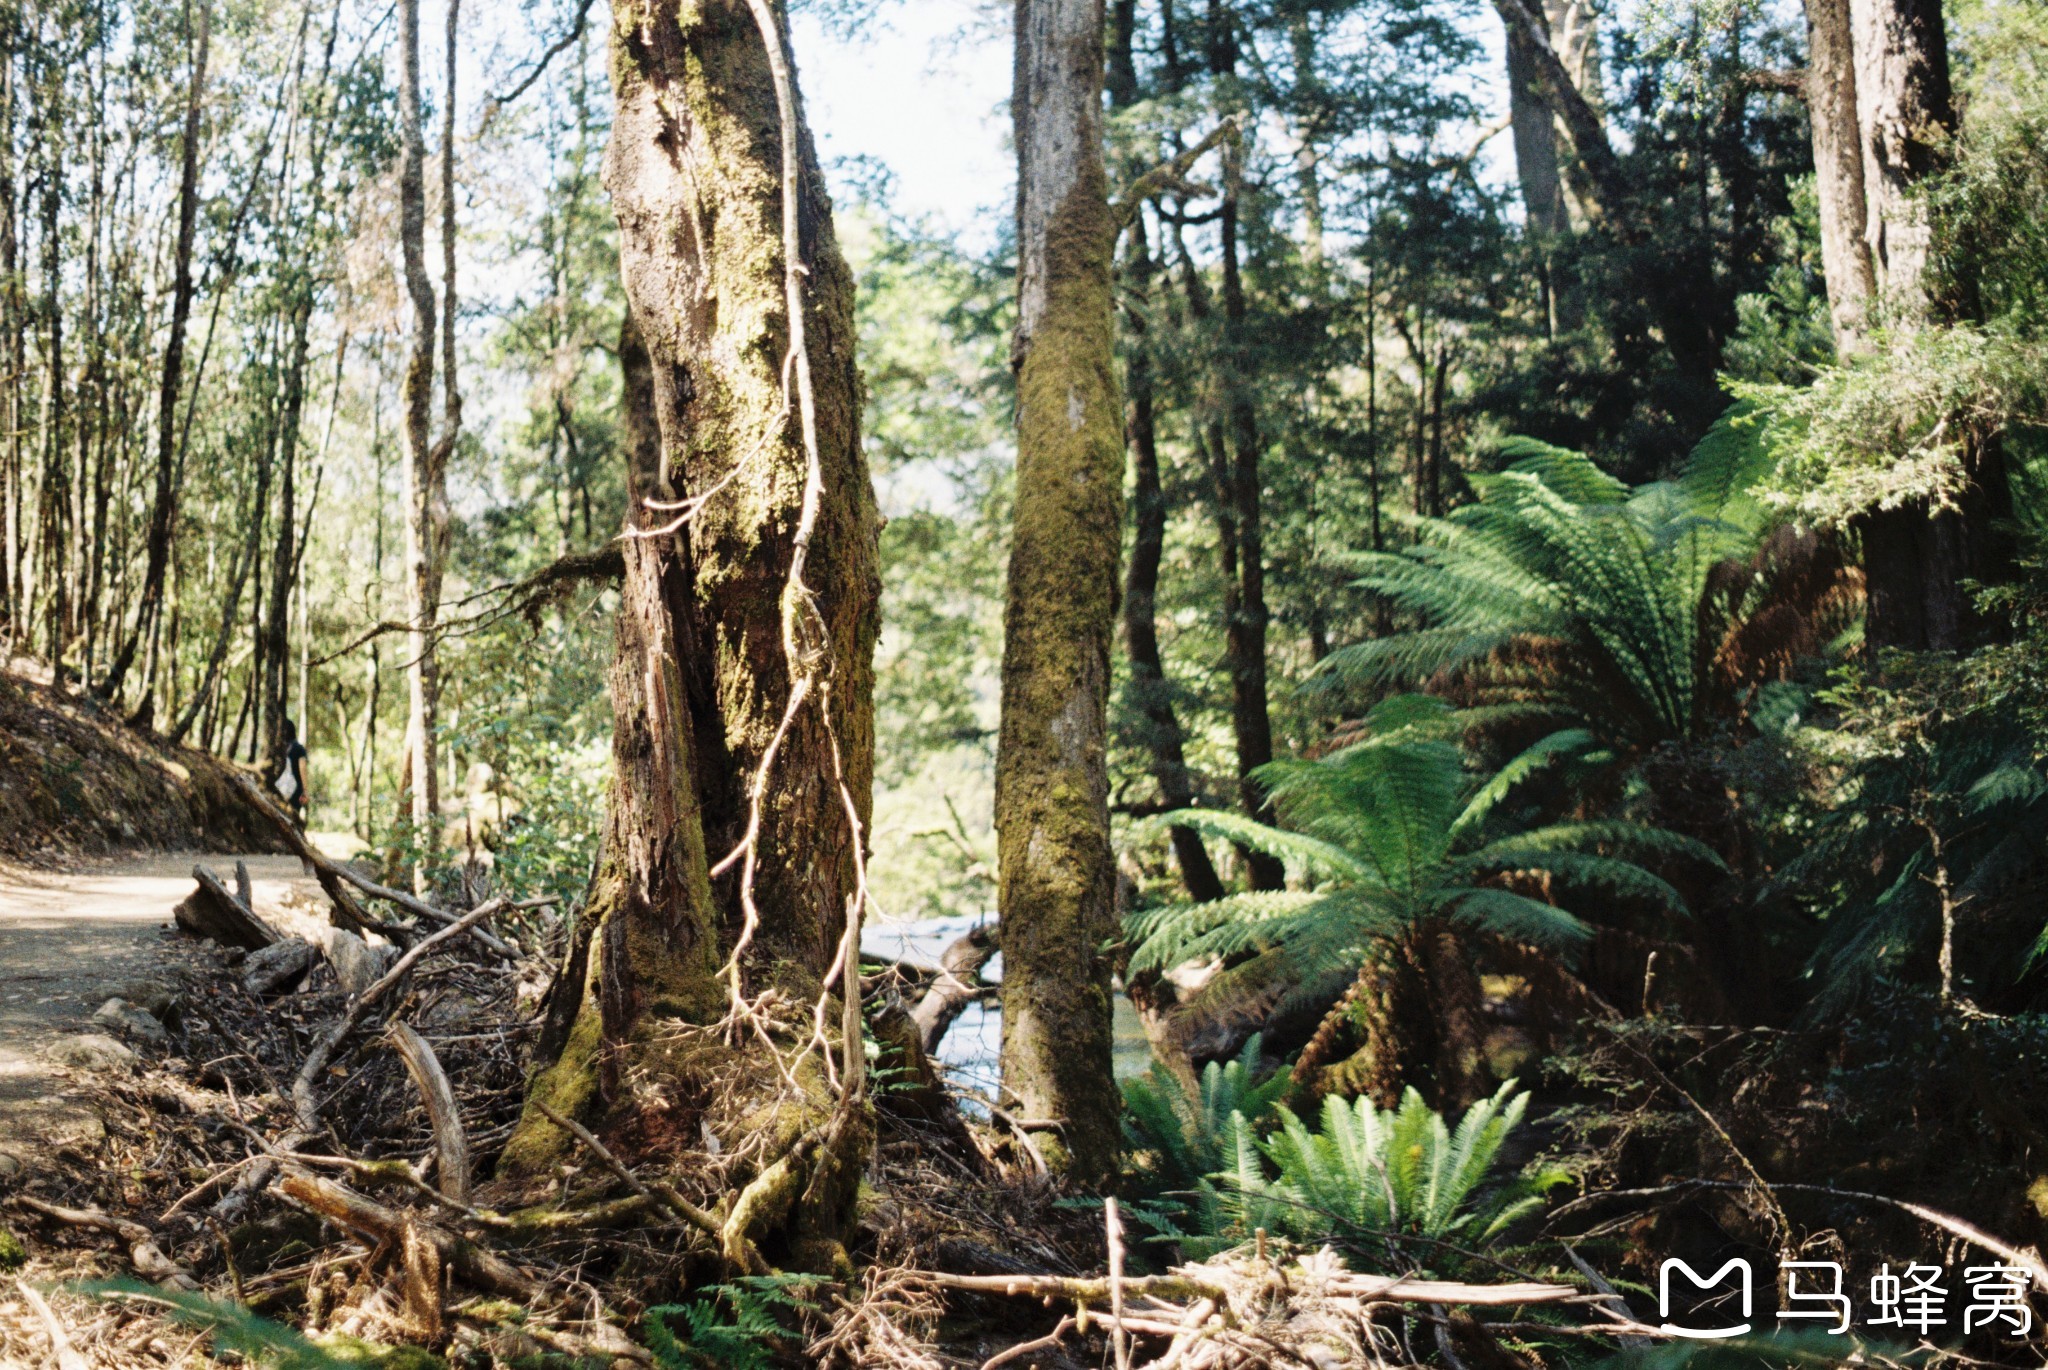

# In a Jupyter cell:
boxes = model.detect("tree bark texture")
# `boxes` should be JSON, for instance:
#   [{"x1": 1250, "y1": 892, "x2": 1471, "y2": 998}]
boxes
[
  {"x1": 504, "y1": 0, "x2": 879, "y2": 1270},
  {"x1": 997, "y1": 0, "x2": 1124, "y2": 1188},
  {"x1": 1835, "y1": 0, "x2": 2009, "y2": 651},
  {"x1": 1505, "y1": 20, "x2": 1567, "y2": 238},
  {"x1": 1848, "y1": 0, "x2": 1952, "y2": 311},
  {"x1": 399, "y1": 0, "x2": 445, "y2": 876},
  {"x1": 1803, "y1": 0, "x2": 1877, "y2": 348}
]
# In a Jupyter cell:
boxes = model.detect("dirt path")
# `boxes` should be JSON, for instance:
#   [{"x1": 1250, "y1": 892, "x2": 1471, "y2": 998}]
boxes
[{"x1": 0, "y1": 852, "x2": 326, "y2": 1171}]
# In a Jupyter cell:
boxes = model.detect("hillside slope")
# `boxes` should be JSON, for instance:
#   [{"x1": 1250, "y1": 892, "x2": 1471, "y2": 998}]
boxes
[{"x1": 0, "y1": 667, "x2": 287, "y2": 862}]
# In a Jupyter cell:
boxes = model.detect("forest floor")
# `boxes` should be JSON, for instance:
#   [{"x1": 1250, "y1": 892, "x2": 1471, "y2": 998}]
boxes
[{"x1": 0, "y1": 848, "x2": 343, "y2": 1175}]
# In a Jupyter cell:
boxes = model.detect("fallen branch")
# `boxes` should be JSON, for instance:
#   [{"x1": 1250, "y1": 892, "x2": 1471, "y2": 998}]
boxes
[
  {"x1": 277, "y1": 1168, "x2": 539, "y2": 1301},
  {"x1": 909, "y1": 925, "x2": 997, "y2": 1052},
  {"x1": 981, "y1": 1314, "x2": 1074, "y2": 1370},
  {"x1": 221, "y1": 770, "x2": 377, "y2": 938},
  {"x1": 175, "y1": 864, "x2": 281, "y2": 949},
  {"x1": 387, "y1": 1023, "x2": 472, "y2": 1204},
  {"x1": 15, "y1": 1197, "x2": 200, "y2": 1290},
  {"x1": 293, "y1": 900, "x2": 505, "y2": 1135}
]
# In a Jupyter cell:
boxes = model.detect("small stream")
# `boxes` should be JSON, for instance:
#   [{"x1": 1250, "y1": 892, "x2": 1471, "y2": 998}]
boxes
[{"x1": 862, "y1": 914, "x2": 1156, "y2": 1102}]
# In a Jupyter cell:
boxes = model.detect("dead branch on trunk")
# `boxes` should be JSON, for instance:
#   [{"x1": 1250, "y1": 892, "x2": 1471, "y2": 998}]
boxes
[{"x1": 910, "y1": 925, "x2": 998, "y2": 1052}]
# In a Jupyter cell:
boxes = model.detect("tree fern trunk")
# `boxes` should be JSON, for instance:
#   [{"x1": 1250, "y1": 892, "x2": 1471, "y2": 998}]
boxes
[
  {"x1": 1298, "y1": 934, "x2": 1429, "y2": 1109},
  {"x1": 1420, "y1": 930, "x2": 1491, "y2": 1111}
]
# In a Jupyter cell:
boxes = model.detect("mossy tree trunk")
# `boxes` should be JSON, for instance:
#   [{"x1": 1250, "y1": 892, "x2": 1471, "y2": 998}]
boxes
[
  {"x1": 1109, "y1": 7, "x2": 1222, "y2": 907},
  {"x1": 996, "y1": 0, "x2": 1124, "y2": 1189},
  {"x1": 1840, "y1": 0, "x2": 2012, "y2": 652},
  {"x1": 503, "y1": 0, "x2": 880, "y2": 1273},
  {"x1": 398, "y1": 0, "x2": 444, "y2": 881}
]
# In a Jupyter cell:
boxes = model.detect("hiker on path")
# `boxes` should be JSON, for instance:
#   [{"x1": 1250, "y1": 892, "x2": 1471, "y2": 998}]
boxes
[{"x1": 275, "y1": 717, "x2": 310, "y2": 830}]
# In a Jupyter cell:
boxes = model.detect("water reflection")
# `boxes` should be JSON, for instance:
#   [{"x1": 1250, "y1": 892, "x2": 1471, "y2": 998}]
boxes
[{"x1": 862, "y1": 915, "x2": 1154, "y2": 1105}]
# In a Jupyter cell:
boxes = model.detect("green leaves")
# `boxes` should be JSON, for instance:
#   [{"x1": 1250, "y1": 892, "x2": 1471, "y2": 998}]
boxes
[
  {"x1": 645, "y1": 1276, "x2": 823, "y2": 1370},
  {"x1": 1218, "y1": 1082, "x2": 1564, "y2": 1255},
  {"x1": 1316, "y1": 418, "x2": 1822, "y2": 751},
  {"x1": 1123, "y1": 708, "x2": 1701, "y2": 1008}
]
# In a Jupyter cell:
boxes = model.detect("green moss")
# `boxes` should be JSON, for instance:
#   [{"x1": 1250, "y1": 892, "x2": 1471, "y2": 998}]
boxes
[
  {"x1": 496, "y1": 988, "x2": 604, "y2": 1179},
  {"x1": 454, "y1": 1299, "x2": 527, "y2": 1326},
  {"x1": 0, "y1": 1226, "x2": 26, "y2": 1270},
  {"x1": 993, "y1": 163, "x2": 1128, "y2": 1189},
  {"x1": 314, "y1": 1334, "x2": 448, "y2": 1370}
]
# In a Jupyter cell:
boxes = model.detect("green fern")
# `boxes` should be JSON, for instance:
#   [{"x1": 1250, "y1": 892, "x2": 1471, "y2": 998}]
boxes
[
  {"x1": 1128, "y1": 695, "x2": 1718, "y2": 1017},
  {"x1": 1222, "y1": 1082, "x2": 1566, "y2": 1257},
  {"x1": 1124, "y1": 1033, "x2": 1290, "y2": 1194},
  {"x1": 1315, "y1": 416, "x2": 1856, "y2": 750},
  {"x1": 645, "y1": 1276, "x2": 822, "y2": 1370}
]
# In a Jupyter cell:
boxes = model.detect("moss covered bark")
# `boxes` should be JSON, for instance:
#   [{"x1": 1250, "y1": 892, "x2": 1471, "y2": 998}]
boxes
[
  {"x1": 502, "y1": 0, "x2": 879, "y2": 1270},
  {"x1": 995, "y1": 0, "x2": 1124, "y2": 1189}
]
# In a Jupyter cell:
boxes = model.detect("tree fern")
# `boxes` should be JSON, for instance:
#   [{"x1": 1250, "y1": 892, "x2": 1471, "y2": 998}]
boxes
[
  {"x1": 1127, "y1": 695, "x2": 1714, "y2": 1024},
  {"x1": 1314, "y1": 417, "x2": 1855, "y2": 751}
]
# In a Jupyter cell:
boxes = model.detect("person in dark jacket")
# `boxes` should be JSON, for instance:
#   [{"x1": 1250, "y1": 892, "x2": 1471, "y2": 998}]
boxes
[{"x1": 276, "y1": 718, "x2": 310, "y2": 830}]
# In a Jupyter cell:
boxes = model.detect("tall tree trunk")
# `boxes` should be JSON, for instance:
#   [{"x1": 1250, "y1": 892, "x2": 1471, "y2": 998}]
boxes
[
  {"x1": 504, "y1": 0, "x2": 880, "y2": 1271},
  {"x1": 1505, "y1": 21, "x2": 1567, "y2": 239},
  {"x1": 398, "y1": 0, "x2": 444, "y2": 880},
  {"x1": 1217, "y1": 209, "x2": 1285, "y2": 892},
  {"x1": 262, "y1": 1, "x2": 341, "y2": 771},
  {"x1": 438, "y1": 0, "x2": 461, "y2": 495},
  {"x1": 996, "y1": 0, "x2": 1124, "y2": 1187},
  {"x1": 34, "y1": 49, "x2": 65, "y2": 683},
  {"x1": 98, "y1": 0, "x2": 208, "y2": 703},
  {"x1": 1491, "y1": 0, "x2": 1720, "y2": 388},
  {"x1": 1287, "y1": 11, "x2": 1326, "y2": 272},
  {"x1": 1108, "y1": 7, "x2": 1222, "y2": 905},
  {"x1": 1839, "y1": 0, "x2": 2008, "y2": 651},
  {"x1": 1120, "y1": 213, "x2": 1225, "y2": 904},
  {"x1": 1504, "y1": 9, "x2": 1580, "y2": 333},
  {"x1": 1804, "y1": 0, "x2": 1876, "y2": 348},
  {"x1": 261, "y1": 295, "x2": 311, "y2": 766},
  {"x1": 0, "y1": 27, "x2": 15, "y2": 652},
  {"x1": 1849, "y1": 0, "x2": 1951, "y2": 312},
  {"x1": 1208, "y1": 3, "x2": 1285, "y2": 893}
]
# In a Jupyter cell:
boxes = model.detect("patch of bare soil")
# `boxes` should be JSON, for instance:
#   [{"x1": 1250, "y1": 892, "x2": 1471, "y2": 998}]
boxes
[{"x1": 0, "y1": 855, "x2": 326, "y2": 1171}]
